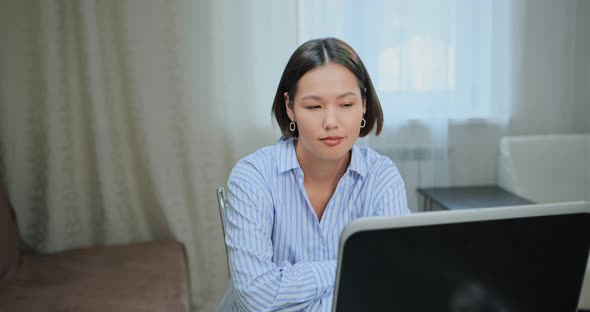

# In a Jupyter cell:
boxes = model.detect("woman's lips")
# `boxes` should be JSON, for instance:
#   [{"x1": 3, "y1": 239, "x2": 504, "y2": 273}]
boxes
[{"x1": 321, "y1": 136, "x2": 344, "y2": 146}]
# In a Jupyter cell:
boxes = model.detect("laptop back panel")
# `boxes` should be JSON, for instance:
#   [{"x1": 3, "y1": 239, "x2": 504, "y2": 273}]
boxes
[{"x1": 334, "y1": 207, "x2": 590, "y2": 312}]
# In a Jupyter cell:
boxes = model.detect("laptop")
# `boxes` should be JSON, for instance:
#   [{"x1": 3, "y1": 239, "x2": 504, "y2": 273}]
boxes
[{"x1": 332, "y1": 201, "x2": 590, "y2": 312}]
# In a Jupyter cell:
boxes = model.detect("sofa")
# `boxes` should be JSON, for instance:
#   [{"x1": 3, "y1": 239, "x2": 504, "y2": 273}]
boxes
[
  {"x1": 497, "y1": 133, "x2": 590, "y2": 309},
  {"x1": 498, "y1": 133, "x2": 590, "y2": 203},
  {"x1": 0, "y1": 180, "x2": 191, "y2": 312}
]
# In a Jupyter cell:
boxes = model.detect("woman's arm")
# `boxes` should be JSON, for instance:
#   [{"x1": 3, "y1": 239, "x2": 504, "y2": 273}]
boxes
[
  {"x1": 373, "y1": 162, "x2": 411, "y2": 216},
  {"x1": 225, "y1": 160, "x2": 335, "y2": 311}
]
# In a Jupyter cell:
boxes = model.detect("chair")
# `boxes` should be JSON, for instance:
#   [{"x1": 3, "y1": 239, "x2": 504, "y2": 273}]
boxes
[
  {"x1": 0, "y1": 180, "x2": 190, "y2": 311},
  {"x1": 216, "y1": 186, "x2": 231, "y2": 278}
]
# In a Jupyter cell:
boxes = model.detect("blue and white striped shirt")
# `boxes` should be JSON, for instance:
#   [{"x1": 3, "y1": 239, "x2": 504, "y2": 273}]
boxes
[{"x1": 218, "y1": 137, "x2": 410, "y2": 311}]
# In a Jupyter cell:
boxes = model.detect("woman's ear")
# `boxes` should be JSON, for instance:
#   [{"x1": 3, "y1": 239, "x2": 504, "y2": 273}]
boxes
[
  {"x1": 362, "y1": 88, "x2": 367, "y2": 114},
  {"x1": 284, "y1": 92, "x2": 294, "y2": 120}
]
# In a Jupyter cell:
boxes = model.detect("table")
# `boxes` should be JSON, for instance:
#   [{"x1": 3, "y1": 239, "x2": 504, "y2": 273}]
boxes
[{"x1": 416, "y1": 185, "x2": 535, "y2": 211}]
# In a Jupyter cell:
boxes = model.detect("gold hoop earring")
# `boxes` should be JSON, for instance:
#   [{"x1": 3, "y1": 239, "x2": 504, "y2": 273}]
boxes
[
  {"x1": 360, "y1": 118, "x2": 366, "y2": 128},
  {"x1": 289, "y1": 121, "x2": 296, "y2": 132}
]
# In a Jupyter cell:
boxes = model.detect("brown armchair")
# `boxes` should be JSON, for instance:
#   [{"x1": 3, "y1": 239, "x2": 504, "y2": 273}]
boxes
[{"x1": 0, "y1": 181, "x2": 190, "y2": 312}]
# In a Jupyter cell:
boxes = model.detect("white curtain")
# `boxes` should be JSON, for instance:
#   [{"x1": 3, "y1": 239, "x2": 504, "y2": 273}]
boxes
[
  {"x1": 297, "y1": 0, "x2": 517, "y2": 210},
  {"x1": 0, "y1": 0, "x2": 296, "y2": 310}
]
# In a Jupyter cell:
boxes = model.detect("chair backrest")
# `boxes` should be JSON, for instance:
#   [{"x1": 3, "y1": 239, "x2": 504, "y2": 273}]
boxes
[
  {"x1": 216, "y1": 187, "x2": 227, "y2": 236},
  {"x1": 216, "y1": 186, "x2": 231, "y2": 278}
]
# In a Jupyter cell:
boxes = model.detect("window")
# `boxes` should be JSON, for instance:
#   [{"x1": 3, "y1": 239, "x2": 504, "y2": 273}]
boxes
[{"x1": 297, "y1": 0, "x2": 511, "y2": 122}]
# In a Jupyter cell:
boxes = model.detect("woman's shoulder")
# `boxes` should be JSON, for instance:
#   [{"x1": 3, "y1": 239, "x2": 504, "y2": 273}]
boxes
[
  {"x1": 230, "y1": 138, "x2": 292, "y2": 179},
  {"x1": 355, "y1": 145, "x2": 395, "y2": 168},
  {"x1": 232, "y1": 145, "x2": 275, "y2": 174},
  {"x1": 354, "y1": 145, "x2": 402, "y2": 180}
]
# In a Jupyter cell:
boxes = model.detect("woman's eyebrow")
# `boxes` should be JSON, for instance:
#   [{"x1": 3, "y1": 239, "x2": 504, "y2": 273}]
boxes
[
  {"x1": 301, "y1": 95, "x2": 322, "y2": 101},
  {"x1": 337, "y1": 91, "x2": 357, "y2": 99},
  {"x1": 301, "y1": 91, "x2": 358, "y2": 101}
]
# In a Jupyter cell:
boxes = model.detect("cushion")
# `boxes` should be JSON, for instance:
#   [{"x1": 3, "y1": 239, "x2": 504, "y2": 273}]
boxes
[
  {"x1": 0, "y1": 240, "x2": 190, "y2": 312},
  {"x1": 498, "y1": 133, "x2": 590, "y2": 203},
  {"x1": 0, "y1": 181, "x2": 20, "y2": 281}
]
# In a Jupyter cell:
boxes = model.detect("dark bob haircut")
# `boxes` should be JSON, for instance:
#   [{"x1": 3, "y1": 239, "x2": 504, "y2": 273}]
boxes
[{"x1": 272, "y1": 37, "x2": 383, "y2": 138}]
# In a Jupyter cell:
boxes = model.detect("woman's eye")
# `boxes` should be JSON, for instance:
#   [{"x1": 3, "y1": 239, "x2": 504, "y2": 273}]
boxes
[
  {"x1": 306, "y1": 105, "x2": 321, "y2": 110},
  {"x1": 342, "y1": 103, "x2": 353, "y2": 107}
]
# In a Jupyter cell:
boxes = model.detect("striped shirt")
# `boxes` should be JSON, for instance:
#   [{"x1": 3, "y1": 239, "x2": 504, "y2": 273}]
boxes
[{"x1": 218, "y1": 137, "x2": 410, "y2": 311}]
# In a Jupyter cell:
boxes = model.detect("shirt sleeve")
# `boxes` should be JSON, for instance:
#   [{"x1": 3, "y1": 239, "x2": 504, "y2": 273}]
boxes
[
  {"x1": 304, "y1": 288, "x2": 334, "y2": 312},
  {"x1": 225, "y1": 160, "x2": 336, "y2": 311}
]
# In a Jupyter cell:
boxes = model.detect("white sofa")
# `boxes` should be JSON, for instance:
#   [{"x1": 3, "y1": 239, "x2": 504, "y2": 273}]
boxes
[
  {"x1": 498, "y1": 133, "x2": 590, "y2": 203},
  {"x1": 497, "y1": 133, "x2": 590, "y2": 309}
]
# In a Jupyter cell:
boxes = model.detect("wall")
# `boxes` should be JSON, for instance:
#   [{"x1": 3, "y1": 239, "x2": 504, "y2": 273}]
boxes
[
  {"x1": 508, "y1": 0, "x2": 588, "y2": 136},
  {"x1": 448, "y1": 0, "x2": 590, "y2": 188},
  {"x1": 575, "y1": 0, "x2": 590, "y2": 133}
]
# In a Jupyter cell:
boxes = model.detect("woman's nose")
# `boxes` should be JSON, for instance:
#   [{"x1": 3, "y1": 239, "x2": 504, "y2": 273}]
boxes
[{"x1": 323, "y1": 107, "x2": 338, "y2": 129}]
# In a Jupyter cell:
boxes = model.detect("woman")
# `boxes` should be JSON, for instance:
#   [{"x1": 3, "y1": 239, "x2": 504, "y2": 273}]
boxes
[{"x1": 219, "y1": 38, "x2": 410, "y2": 312}]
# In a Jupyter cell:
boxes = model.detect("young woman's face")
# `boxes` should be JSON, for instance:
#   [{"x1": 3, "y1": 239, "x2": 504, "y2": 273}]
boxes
[{"x1": 286, "y1": 63, "x2": 366, "y2": 162}]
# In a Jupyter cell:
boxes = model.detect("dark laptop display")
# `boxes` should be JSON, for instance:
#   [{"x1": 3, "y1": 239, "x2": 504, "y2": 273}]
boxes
[{"x1": 333, "y1": 202, "x2": 590, "y2": 312}]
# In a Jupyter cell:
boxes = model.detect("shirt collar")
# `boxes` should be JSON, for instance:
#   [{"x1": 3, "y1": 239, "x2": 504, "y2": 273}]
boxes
[
  {"x1": 347, "y1": 144, "x2": 367, "y2": 179},
  {"x1": 275, "y1": 136, "x2": 367, "y2": 179},
  {"x1": 276, "y1": 137, "x2": 300, "y2": 174}
]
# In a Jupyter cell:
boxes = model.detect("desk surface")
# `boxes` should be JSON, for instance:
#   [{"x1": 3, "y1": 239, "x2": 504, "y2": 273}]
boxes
[{"x1": 417, "y1": 185, "x2": 535, "y2": 210}]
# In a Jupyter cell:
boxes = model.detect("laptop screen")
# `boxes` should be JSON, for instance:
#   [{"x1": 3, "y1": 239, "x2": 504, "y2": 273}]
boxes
[{"x1": 333, "y1": 203, "x2": 590, "y2": 312}]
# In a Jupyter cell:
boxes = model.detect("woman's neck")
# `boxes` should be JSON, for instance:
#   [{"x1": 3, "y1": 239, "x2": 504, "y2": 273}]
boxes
[{"x1": 295, "y1": 141, "x2": 351, "y2": 184}]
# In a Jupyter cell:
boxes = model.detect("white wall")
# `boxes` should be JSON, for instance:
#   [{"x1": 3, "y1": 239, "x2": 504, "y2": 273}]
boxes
[
  {"x1": 448, "y1": 0, "x2": 590, "y2": 187},
  {"x1": 575, "y1": 0, "x2": 590, "y2": 133},
  {"x1": 508, "y1": 0, "x2": 589, "y2": 136}
]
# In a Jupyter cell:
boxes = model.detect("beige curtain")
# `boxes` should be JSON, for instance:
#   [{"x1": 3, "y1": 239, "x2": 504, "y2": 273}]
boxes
[{"x1": 0, "y1": 0, "x2": 296, "y2": 310}]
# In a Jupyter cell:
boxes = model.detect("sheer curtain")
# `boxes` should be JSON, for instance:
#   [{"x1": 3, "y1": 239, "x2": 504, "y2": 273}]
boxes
[
  {"x1": 298, "y1": 0, "x2": 514, "y2": 210},
  {"x1": 0, "y1": 0, "x2": 295, "y2": 310}
]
